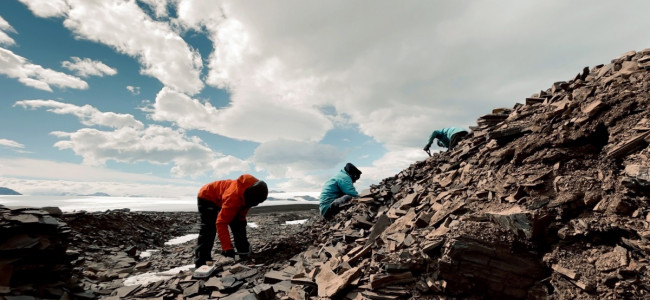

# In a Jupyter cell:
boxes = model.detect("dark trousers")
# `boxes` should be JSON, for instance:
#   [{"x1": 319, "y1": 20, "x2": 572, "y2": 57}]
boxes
[
  {"x1": 194, "y1": 198, "x2": 250, "y2": 267},
  {"x1": 449, "y1": 131, "x2": 468, "y2": 150},
  {"x1": 324, "y1": 195, "x2": 353, "y2": 219}
]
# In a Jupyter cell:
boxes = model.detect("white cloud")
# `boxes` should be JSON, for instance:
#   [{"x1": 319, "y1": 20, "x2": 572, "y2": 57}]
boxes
[
  {"x1": 167, "y1": 0, "x2": 650, "y2": 194},
  {"x1": 147, "y1": 87, "x2": 332, "y2": 143},
  {"x1": 127, "y1": 85, "x2": 141, "y2": 95},
  {"x1": 61, "y1": 56, "x2": 117, "y2": 77},
  {"x1": 48, "y1": 125, "x2": 217, "y2": 177},
  {"x1": 209, "y1": 155, "x2": 250, "y2": 177},
  {"x1": 252, "y1": 140, "x2": 345, "y2": 178},
  {"x1": 14, "y1": 99, "x2": 143, "y2": 129},
  {"x1": 0, "y1": 48, "x2": 88, "y2": 91},
  {"x1": 175, "y1": 0, "x2": 650, "y2": 151},
  {"x1": 17, "y1": 0, "x2": 69, "y2": 18},
  {"x1": 14, "y1": 100, "x2": 234, "y2": 178},
  {"x1": 175, "y1": 0, "x2": 223, "y2": 29},
  {"x1": 20, "y1": 0, "x2": 204, "y2": 94},
  {"x1": 0, "y1": 139, "x2": 25, "y2": 149},
  {"x1": 0, "y1": 16, "x2": 16, "y2": 46}
]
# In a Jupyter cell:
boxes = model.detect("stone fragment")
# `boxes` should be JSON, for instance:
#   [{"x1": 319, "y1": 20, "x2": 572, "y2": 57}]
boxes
[
  {"x1": 486, "y1": 205, "x2": 538, "y2": 238},
  {"x1": 607, "y1": 131, "x2": 650, "y2": 158},
  {"x1": 252, "y1": 283, "x2": 275, "y2": 300},
  {"x1": 365, "y1": 214, "x2": 391, "y2": 246},
  {"x1": 316, "y1": 264, "x2": 361, "y2": 297},
  {"x1": 552, "y1": 264, "x2": 580, "y2": 280},
  {"x1": 114, "y1": 285, "x2": 141, "y2": 298},
  {"x1": 369, "y1": 272, "x2": 415, "y2": 289},
  {"x1": 288, "y1": 285, "x2": 308, "y2": 300},
  {"x1": 595, "y1": 246, "x2": 629, "y2": 272},
  {"x1": 182, "y1": 281, "x2": 201, "y2": 298},
  {"x1": 581, "y1": 100, "x2": 606, "y2": 117},
  {"x1": 525, "y1": 97, "x2": 545, "y2": 105},
  {"x1": 221, "y1": 290, "x2": 257, "y2": 300},
  {"x1": 427, "y1": 200, "x2": 465, "y2": 227},
  {"x1": 264, "y1": 270, "x2": 292, "y2": 284}
]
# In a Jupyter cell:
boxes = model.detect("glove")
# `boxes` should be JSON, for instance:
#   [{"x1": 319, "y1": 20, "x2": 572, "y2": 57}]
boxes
[{"x1": 221, "y1": 249, "x2": 236, "y2": 258}]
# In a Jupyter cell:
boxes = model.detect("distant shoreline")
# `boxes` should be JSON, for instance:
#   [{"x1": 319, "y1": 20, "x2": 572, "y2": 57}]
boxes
[
  {"x1": 249, "y1": 203, "x2": 319, "y2": 215},
  {"x1": 134, "y1": 203, "x2": 320, "y2": 214},
  {"x1": 0, "y1": 195, "x2": 319, "y2": 213}
]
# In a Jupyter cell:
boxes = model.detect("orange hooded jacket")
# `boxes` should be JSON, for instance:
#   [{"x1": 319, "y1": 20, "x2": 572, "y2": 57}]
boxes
[{"x1": 197, "y1": 174, "x2": 258, "y2": 251}]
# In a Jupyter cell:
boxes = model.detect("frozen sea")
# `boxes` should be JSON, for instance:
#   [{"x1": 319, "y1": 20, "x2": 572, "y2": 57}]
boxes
[{"x1": 0, "y1": 191, "x2": 319, "y2": 212}]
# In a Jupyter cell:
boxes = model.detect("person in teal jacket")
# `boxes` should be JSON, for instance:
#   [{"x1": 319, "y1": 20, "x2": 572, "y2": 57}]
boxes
[
  {"x1": 423, "y1": 127, "x2": 468, "y2": 152},
  {"x1": 319, "y1": 163, "x2": 361, "y2": 219}
]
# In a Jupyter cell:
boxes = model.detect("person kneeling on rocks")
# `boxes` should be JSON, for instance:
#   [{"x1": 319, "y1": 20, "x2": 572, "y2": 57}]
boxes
[
  {"x1": 319, "y1": 163, "x2": 361, "y2": 219},
  {"x1": 194, "y1": 174, "x2": 268, "y2": 268},
  {"x1": 423, "y1": 127, "x2": 468, "y2": 152}
]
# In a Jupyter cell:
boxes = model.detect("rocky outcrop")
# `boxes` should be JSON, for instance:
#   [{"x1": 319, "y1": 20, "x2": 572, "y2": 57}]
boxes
[{"x1": 0, "y1": 205, "x2": 87, "y2": 298}]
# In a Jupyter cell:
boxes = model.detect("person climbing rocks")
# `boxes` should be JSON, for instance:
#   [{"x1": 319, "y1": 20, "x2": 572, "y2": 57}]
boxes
[
  {"x1": 319, "y1": 163, "x2": 361, "y2": 219},
  {"x1": 423, "y1": 127, "x2": 469, "y2": 152},
  {"x1": 194, "y1": 174, "x2": 268, "y2": 268}
]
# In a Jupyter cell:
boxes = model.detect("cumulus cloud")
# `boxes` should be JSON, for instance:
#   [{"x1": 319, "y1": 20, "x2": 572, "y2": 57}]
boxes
[
  {"x1": 61, "y1": 57, "x2": 117, "y2": 77},
  {"x1": 0, "y1": 16, "x2": 16, "y2": 46},
  {"x1": 0, "y1": 48, "x2": 88, "y2": 91},
  {"x1": 252, "y1": 140, "x2": 345, "y2": 178},
  {"x1": 14, "y1": 99, "x2": 143, "y2": 129},
  {"x1": 209, "y1": 155, "x2": 250, "y2": 177},
  {"x1": 48, "y1": 125, "x2": 216, "y2": 177},
  {"x1": 126, "y1": 85, "x2": 141, "y2": 95},
  {"x1": 0, "y1": 139, "x2": 25, "y2": 149},
  {"x1": 175, "y1": 0, "x2": 650, "y2": 150},
  {"x1": 17, "y1": 0, "x2": 69, "y2": 18},
  {"x1": 20, "y1": 0, "x2": 204, "y2": 94},
  {"x1": 14, "y1": 100, "x2": 243, "y2": 178},
  {"x1": 147, "y1": 87, "x2": 333, "y2": 143}
]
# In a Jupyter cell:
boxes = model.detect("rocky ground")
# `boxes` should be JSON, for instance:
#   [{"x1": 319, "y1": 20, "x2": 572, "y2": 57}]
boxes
[{"x1": 62, "y1": 206, "x2": 321, "y2": 299}]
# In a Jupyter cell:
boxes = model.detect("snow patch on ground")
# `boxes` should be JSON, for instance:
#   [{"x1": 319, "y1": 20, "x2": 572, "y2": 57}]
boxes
[
  {"x1": 123, "y1": 264, "x2": 194, "y2": 286},
  {"x1": 139, "y1": 249, "x2": 160, "y2": 259},
  {"x1": 164, "y1": 234, "x2": 199, "y2": 245},
  {"x1": 284, "y1": 219, "x2": 308, "y2": 225}
]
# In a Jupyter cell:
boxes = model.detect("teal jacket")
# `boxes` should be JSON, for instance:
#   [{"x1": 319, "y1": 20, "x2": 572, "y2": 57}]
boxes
[
  {"x1": 319, "y1": 169, "x2": 359, "y2": 216},
  {"x1": 426, "y1": 127, "x2": 465, "y2": 148}
]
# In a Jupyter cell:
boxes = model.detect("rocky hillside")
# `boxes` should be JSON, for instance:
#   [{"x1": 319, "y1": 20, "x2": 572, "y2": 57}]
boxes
[{"x1": 299, "y1": 48, "x2": 650, "y2": 299}]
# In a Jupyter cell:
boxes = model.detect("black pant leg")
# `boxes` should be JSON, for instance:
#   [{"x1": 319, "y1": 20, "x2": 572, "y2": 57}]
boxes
[
  {"x1": 449, "y1": 131, "x2": 468, "y2": 150},
  {"x1": 324, "y1": 195, "x2": 352, "y2": 219},
  {"x1": 229, "y1": 218, "x2": 250, "y2": 253},
  {"x1": 194, "y1": 198, "x2": 219, "y2": 267}
]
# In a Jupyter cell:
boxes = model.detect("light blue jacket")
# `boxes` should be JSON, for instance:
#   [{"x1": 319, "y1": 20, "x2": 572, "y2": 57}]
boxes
[
  {"x1": 319, "y1": 169, "x2": 359, "y2": 216},
  {"x1": 426, "y1": 127, "x2": 466, "y2": 148}
]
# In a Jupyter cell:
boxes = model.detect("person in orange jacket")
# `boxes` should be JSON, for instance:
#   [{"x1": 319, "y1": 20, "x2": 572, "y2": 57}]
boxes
[{"x1": 194, "y1": 174, "x2": 268, "y2": 268}]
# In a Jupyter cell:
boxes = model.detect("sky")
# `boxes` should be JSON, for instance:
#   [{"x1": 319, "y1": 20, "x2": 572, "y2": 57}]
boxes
[{"x1": 1, "y1": 0, "x2": 649, "y2": 197}]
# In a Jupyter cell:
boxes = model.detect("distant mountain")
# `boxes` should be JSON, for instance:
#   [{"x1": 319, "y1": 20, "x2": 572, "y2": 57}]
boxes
[
  {"x1": 294, "y1": 195, "x2": 318, "y2": 202},
  {"x1": 81, "y1": 192, "x2": 111, "y2": 197},
  {"x1": 266, "y1": 197, "x2": 294, "y2": 201},
  {"x1": 0, "y1": 187, "x2": 21, "y2": 195}
]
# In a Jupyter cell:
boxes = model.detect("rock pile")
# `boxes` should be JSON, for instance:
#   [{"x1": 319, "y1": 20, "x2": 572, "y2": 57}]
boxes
[
  {"x1": 0, "y1": 205, "x2": 87, "y2": 299},
  {"x1": 280, "y1": 48, "x2": 650, "y2": 299}
]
